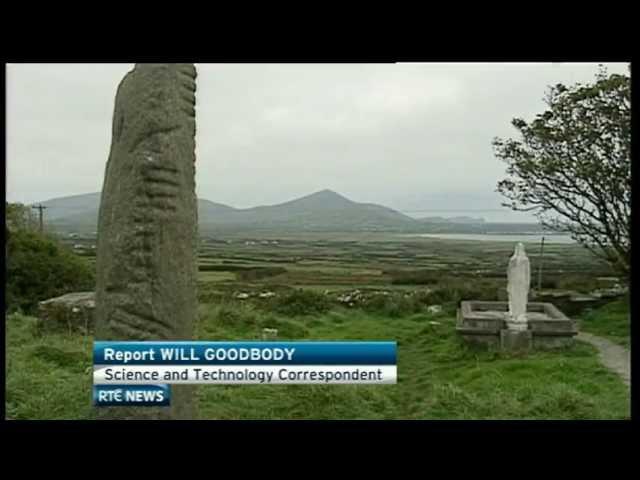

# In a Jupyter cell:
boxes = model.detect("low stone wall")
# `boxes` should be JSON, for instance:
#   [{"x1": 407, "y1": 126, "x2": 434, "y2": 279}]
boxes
[{"x1": 37, "y1": 292, "x2": 95, "y2": 334}]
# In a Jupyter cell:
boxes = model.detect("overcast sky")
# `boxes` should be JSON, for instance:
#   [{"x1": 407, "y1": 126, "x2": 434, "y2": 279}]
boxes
[{"x1": 6, "y1": 62, "x2": 629, "y2": 222}]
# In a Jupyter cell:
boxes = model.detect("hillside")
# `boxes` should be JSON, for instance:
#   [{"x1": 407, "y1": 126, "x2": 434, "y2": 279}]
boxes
[
  {"x1": 34, "y1": 195, "x2": 238, "y2": 232},
  {"x1": 199, "y1": 190, "x2": 418, "y2": 232},
  {"x1": 32, "y1": 190, "x2": 545, "y2": 234},
  {"x1": 33, "y1": 189, "x2": 421, "y2": 233},
  {"x1": 418, "y1": 216, "x2": 486, "y2": 224}
]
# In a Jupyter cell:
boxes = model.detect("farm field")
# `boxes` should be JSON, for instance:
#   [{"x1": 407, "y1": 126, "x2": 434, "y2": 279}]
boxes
[{"x1": 6, "y1": 233, "x2": 630, "y2": 420}]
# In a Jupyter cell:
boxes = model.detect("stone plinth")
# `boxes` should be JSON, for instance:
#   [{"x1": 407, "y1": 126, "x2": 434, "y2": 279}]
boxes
[
  {"x1": 500, "y1": 330, "x2": 532, "y2": 352},
  {"x1": 456, "y1": 300, "x2": 577, "y2": 350}
]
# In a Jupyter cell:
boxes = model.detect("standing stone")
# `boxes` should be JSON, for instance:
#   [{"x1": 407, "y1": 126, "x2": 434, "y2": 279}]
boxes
[
  {"x1": 506, "y1": 242, "x2": 530, "y2": 331},
  {"x1": 94, "y1": 64, "x2": 198, "y2": 419}
]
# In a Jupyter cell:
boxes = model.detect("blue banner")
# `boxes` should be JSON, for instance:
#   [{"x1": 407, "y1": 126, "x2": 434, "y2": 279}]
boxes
[
  {"x1": 93, "y1": 384, "x2": 171, "y2": 406},
  {"x1": 94, "y1": 341, "x2": 397, "y2": 365}
]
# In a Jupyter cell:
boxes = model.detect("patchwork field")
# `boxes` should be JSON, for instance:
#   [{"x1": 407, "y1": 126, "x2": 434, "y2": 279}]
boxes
[
  {"x1": 188, "y1": 234, "x2": 620, "y2": 307},
  {"x1": 8, "y1": 233, "x2": 628, "y2": 420}
]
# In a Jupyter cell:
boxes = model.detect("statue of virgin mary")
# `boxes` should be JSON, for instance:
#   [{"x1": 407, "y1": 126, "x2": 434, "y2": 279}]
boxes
[{"x1": 507, "y1": 243, "x2": 530, "y2": 330}]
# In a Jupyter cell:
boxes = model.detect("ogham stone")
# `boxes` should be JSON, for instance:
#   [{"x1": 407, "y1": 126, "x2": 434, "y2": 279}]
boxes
[{"x1": 94, "y1": 64, "x2": 198, "y2": 419}]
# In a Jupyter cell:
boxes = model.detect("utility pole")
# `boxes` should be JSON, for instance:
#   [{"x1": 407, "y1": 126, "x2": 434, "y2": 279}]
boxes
[
  {"x1": 537, "y1": 234, "x2": 545, "y2": 291},
  {"x1": 32, "y1": 204, "x2": 47, "y2": 233}
]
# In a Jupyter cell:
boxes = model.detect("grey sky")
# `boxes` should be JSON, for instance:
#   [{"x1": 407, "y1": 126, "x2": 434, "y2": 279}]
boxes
[{"x1": 6, "y1": 62, "x2": 629, "y2": 222}]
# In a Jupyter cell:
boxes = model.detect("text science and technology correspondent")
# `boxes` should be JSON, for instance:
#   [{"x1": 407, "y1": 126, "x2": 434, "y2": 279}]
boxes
[
  {"x1": 95, "y1": 365, "x2": 387, "y2": 384},
  {"x1": 93, "y1": 341, "x2": 397, "y2": 386},
  {"x1": 92, "y1": 341, "x2": 397, "y2": 406}
]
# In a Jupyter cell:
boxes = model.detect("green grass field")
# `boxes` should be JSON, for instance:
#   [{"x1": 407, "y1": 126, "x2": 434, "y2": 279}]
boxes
[
  {"x1": 7, "y1": 234, "x2": 629, "y2": 420},
  {"x1": 579, "y1": 297, "x2": 631, "y2": 348},
  {"x1": 5, "y1": 297, "x2": 630, "y2": 420}
]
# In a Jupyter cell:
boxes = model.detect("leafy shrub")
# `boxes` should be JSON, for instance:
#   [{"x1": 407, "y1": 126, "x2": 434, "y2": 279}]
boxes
[
  {"x1": 205, "y1": 303, "x2": 259, "y2": 327},
  {"x1": 236, "y1": 267, "x2": 287, "y2": 281},
  {"x1": 266, "y1": 289, "x2": 332, "y2": 316},
  {"x1": 423, "y1": 283, "x2": 496, "y2": 306},
  {"x1": 257, "y1": 317, "x2": 308, "y2": 338},
  {"x1": 539, "y1": 277, "x2": 559, "y2": 289},
  {"x1": 387, "y1": 269, "x2": 441, "y2": 285},
  {"x1": 197, "y1": 283, "x2": 226, "y2": 303},
  {"x1": 6, "y1": 230, "x2": 95, "y2": 314},
  {"x1": 362, "y1": 294, "x2": 420, "y2": 318}
]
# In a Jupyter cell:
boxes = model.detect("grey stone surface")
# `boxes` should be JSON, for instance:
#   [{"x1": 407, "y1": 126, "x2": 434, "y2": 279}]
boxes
[
  {"x1": 38, "y1": 291, "x2": 95, "y2": 334},
  {"x1": 262, "y1": 328, "x2": 278, "y2": 340},
  {"x1": 94, "y1": 64, "x2": 198, "y2": 420},
  {"x1": 500, "y1": 329, "x2": 532, "y2": 352},
  {"x1": 457, "y1": 301, "x2": 577, "y2": 350}
]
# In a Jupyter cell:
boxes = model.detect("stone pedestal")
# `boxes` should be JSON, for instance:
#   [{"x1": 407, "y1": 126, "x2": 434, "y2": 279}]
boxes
[
  {"x1": 457, "y1": 301, "x2": 576, "y2": 350},
  {"x1": 500, "y1": 329, "x2": 532, "y2": 352}
]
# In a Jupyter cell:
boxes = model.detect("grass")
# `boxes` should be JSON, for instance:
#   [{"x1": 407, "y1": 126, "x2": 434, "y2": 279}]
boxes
[
  {"x1": 5, "y1": 314, "x2": 97, "y2": 420},
  {"x1": 8, "y1": 234, "x2": 628, "y2": 419},
  {"x1": 6, "y1": 301, "x2": 630, "y2": 420},
  {"x1": 579, "y1": 297, "x2": 630, "y2": 348}
]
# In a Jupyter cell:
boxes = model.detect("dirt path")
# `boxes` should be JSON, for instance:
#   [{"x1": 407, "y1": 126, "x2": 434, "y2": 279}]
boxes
[{"x1": 577, "y1": 332, "x2": 630, "y2": 387}]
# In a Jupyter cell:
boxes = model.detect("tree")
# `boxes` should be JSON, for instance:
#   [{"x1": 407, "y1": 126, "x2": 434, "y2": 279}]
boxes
[
  {"x1": 493, "y1": 66, "x2": 631, "y2": 277},
  {"x1": 5, "y1": 202, "x2": 95, "y2": 313},
  {"x1": 6, "y1": 202, "x2": 38, "y2": 232}
]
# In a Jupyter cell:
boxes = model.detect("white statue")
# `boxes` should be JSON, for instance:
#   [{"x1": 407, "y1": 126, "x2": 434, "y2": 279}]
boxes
[{"x1": 506, "y1": 242, "x2": 530, "y2": 331}]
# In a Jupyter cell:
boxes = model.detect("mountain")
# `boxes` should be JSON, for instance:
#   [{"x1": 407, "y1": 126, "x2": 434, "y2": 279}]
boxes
[
  {"x1": 418, "y1": 216, "x2": 486, "y2": 224},
  {"x1": 36, "y1": 192, "x2": 102, "y2": 222},
  {"x1": 33, "y1": 189, "x2": 421, "y2": 233},
  {"x1": 199, "y1": 189, "x2": 418, "y2": 232}
]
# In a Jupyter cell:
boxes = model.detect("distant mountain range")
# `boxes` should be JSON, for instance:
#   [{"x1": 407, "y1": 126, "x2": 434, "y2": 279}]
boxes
[
  {"x1": 417, "y1": 216, "x2": 485, "y2": 224},
  {"x1": 31, "y1": 190, "x2": 540, "y2": 234},
  {"x1": 34, "y1": 190, "x2": 416, "y2": 233}
]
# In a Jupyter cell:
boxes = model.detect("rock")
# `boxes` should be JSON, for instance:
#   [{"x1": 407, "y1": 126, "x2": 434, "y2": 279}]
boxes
[
  {"x1": 591, "y1": 285, "x2": 628, "y2": 299},
  {"x1": 570, "y1": 294, "x2": 598, "y2": 302},
  {"x1": 38, "y1": 292, "x2": 95, "y2": 334},
  {"x1": 500, "y1": 329, "x2": 532, "y2": 352},
  {"x1": 427, "y1": 305, "x2": 442, "y2": 314},
  {"x1": 258, "y1": 291, "x2": 276, "y2": 298},
  {"x1": 262, "y1": 328, "x2": 278, "y2": 340},
  {"x1": 337, "y1": 289, "x2": 363, "y2": 304},
  {"x1": 235, "y1": 292, "x2": 250, "y2": 300}
]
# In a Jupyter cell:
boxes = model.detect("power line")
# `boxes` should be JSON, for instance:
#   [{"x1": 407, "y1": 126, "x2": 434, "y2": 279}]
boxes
[{"x1": 32, "y1": 204, "x2": 48, "y2": 233}]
